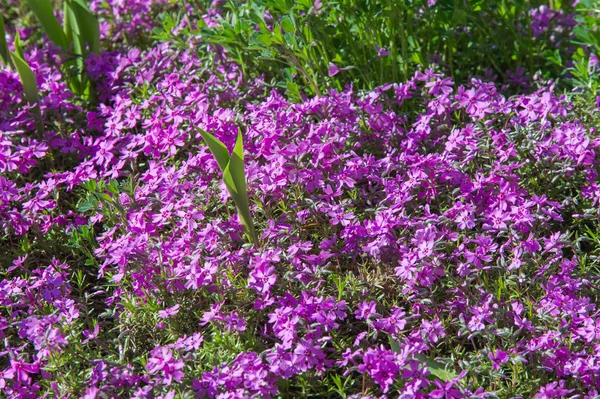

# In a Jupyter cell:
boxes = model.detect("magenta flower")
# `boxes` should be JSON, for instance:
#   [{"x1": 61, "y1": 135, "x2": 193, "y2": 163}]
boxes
[
  {"x1": 328, "y1": 63, "x2": 340, "y2": 77},
  {"x1": 146, "y1": 347, "x2": 185, "y2": 386},
  {"x1": 355, "y1": 300, "x2": 379, "y2": 320},
  {"x1": 158, "y1": 304, "x2": 181, "y2": 319},
  {"x1": 358, "y1": 346, "x2": 401, "y2": 393},
  {"x1": 248, "y1": 263, "x2": 277, "y2": 294},
  {"x1": 488, "y1": 350, "x2": 509, "y2": 370}
]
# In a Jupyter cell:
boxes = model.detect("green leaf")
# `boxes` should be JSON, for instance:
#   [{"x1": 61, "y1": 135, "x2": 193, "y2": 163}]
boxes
[
  {"x1": 78, "y1": 200, "x2": 95, "y2": 213},
  {"x1": 198, "y1": 128, "x2": 230, "y2": 172},
  {"x1": 63, "y1": 0, "x2": 72, "y2": 45},
  {"x1": 106, "y1": 179, "x2": 120, "y2": 195},
  {"x1": 82, "y1": 179, "x2": 97, "y2": 192},
  {"x1": 286, "y1": 81, "x2": 301, "y2": 102},
  {"x1": 388, "y1": 335, "x2": 401, "y2": 354},
  {"x1": 199, "y1": 127, "x2": 257, "y2": 245},
  {"x1": 227, "y1": 130, "x2": 257, "y2": 244},
  {"x1": 10, "y1": 51, "x2": 39, "y2": 103},
  {"x1": 229, "y1": 129, "x2": 247, "y2": 200},
  {"x1": 389, "y1": 336, "x2": 460, "y2": 382},
  {"x1": 0, "y1": 16, "x2": 10, "y2": 68},
  {"x1": 70, "y1": 0, "x2": 101, "y2": 54},
  {"x1": 96, "y1": 193, "x2": 112, "y2": 202},
  {"x1": 26, "y1": 0, "x2": 68, "y2": 50},
  {"x1": 281, "y1": 16, "x2": 296, "y2": 33},
  {"x1": 14, "y1": 32, "x2": 24, "y2": 59},
  {"x1": 414, "y1": 354, "x2": 459, "y2": 382},
  {"x1": 272, "y1": 24, "x2": 284, "y2": 44},
  {"x1": 256, "y1": 33, "x2": 272, "y2": 47}
]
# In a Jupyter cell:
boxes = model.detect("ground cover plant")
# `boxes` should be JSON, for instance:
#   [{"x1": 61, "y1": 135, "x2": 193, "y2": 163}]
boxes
[{"x1": 1, "y1": 0, "x2": 600, "y2": 398}]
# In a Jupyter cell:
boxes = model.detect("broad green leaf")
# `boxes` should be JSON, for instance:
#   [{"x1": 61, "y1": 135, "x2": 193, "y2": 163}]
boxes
[
  {"x1": 96, "y1": 193, "x2": 113, "y2": 202},
  {"x1": 199, "y1": 127, "x2": 257, "y2": 245},
  {"x1": 0, "y1": 16, "x2": 10, "y2": 68},
  {"x1": 286, "y1": 81, "x2": 300, "y2": 102},
  {"x1": 106, "y1": 179, "x2": 120, "y2": 195},
  {"x1": 281, "y1": 16, "x2": 296, "y2": 33},
  {"x1": 222, "y1": 167, "x2": 238, "y2": 196},
  {"x1": 78, "y1": 200, "x2": 95, "y2": 213},
  {"x1": 26, "y1": 0, "x2": 68, "y2": 50},
  {"x1": 82, "y1": 179, "x2": 97, "y2": 192},
  {"x1": 199, "y1": 128, "x2": 230, "y2": 172},
  {"x1": 10, "y1": 51, "x2": 39, "y2": 103},
  {"x1": 414, "y1": 354, "x2": 459, "y2": 382},
  {"x1": 388, "y1": 335, "x2": 401, "y2": 354},
  {"x1": 256, "y1": 33, "x2": 272, "y2": 47},
  {"x1": 389, "y1": 336, "x2": 460, "y2": 382},
  {"x1": 272, "y1": 24, "x2": 284, "y2": 44}
]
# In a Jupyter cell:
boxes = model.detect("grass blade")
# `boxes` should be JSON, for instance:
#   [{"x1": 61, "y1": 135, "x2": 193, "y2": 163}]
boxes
[{"x1": 26, "y1": 0, "x2": 68, "y2": 51}]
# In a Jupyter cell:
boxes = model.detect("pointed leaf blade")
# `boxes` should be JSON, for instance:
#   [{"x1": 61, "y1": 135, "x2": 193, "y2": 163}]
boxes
[
  {"x1": 70, "y1": 0, "x2": 100, "y2": 54},
  {"x1": 10, "y1": 51, "x2": 39, "y2": 103},
  {"x1": 0, "y1": 16, "x2": 10, "y2": 67},
  {"x1": 224, "y1": 161, "x2": 256, "y2": 245},
  {"x1": 229, "y1": 129, "x2": 247, "y2": 198},
  {"x1": 227, "y1": 130, "x2": 257, "y2": 244},
  {"x1": 63, "y1": 0, "x2": 73, "y2": 45},
  {"x1": 26, "y1": 0, "x2": 68, "y2": 50},
  {"x1": 14, "y1": 32, "x2": 24, "y2": 59},
  {"x1": 198, "y1": 128, "x2": 230, "y2": 172}
]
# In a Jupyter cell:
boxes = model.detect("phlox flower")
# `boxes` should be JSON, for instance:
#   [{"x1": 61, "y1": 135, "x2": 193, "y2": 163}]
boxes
[
  {"x1": 146, "y1": 347, "x2": 185, "y2": 386},
  {"x1": 355, "y1": 300, "x2": 379, "y2": 320}
]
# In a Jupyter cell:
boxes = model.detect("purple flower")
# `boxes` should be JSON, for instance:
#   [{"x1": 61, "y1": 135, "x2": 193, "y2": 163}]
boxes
[
  {"x1": 328, "y1": 63, "x2": 340, "y2": 77},
  {"x1": 375, "y1": 45, "x2": 390, "y2": 58},
  {"x1": 248, "y1": 263, "x2": 277, "y2": 294},
  {"x1": 158, "y1": 304, "x2": 180, "y2": 319},
  {"x1": 430, "y1": 378, "x2": 462, "y2": 399},
  {"x1": 358, "y1": 346, "x2": 401, "y2": 393},
  {"x1": 355, "y1": 300, "x2": 379, "y2": 320},
  {"x1": 488, "y1": 350, "x2": 509, "y2": 370},
  {"x1": 146, "y1": 347, "x2": 185, "y2": 386}
]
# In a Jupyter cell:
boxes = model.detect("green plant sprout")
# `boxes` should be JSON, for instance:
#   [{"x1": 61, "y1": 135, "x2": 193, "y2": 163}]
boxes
[{"x1": 198, "y1": 127, "x2": 258, "y2": 246}]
